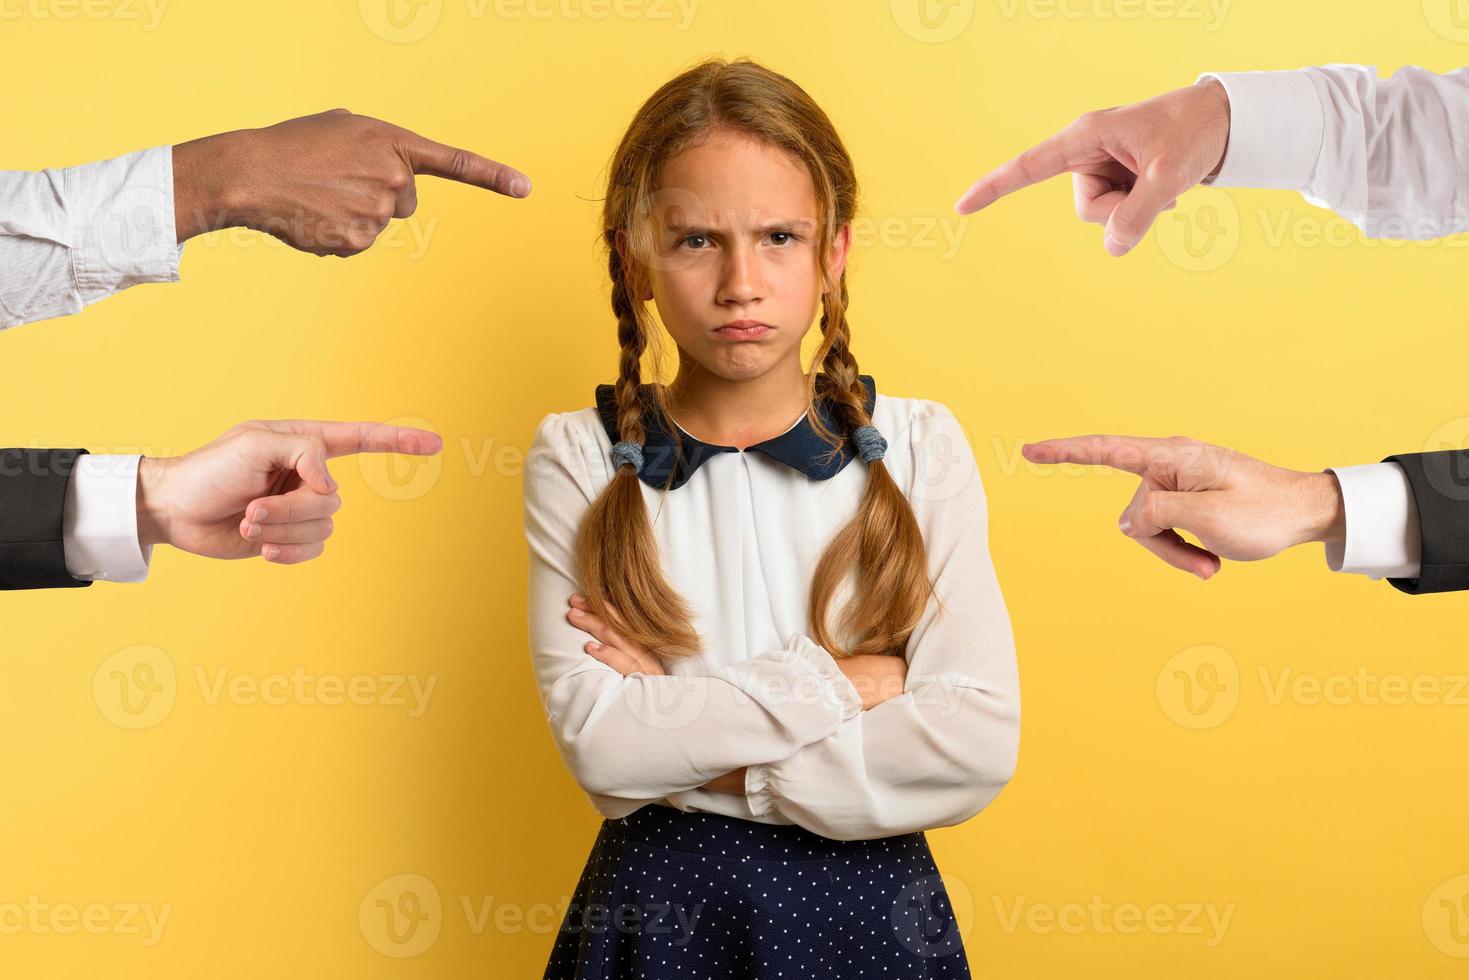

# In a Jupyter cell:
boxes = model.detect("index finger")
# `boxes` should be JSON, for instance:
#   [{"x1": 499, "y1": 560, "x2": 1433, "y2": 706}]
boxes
[
  {"x1": 954, "y1": 130, "x2": 1077, "y2": 215},
  {"x1": 1021, "y1": 435, "x2": 1172, "y2": 476},
  {"x1": 263, "y1": 420, "x2": 444, "y2": 459},
  {"x1": 401, "y1": 134, "x2": 531, "y2": 198}
]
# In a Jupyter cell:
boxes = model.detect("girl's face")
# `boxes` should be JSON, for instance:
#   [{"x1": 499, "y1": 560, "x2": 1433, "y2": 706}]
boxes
[{"x1": 629, "y1": 127, "x2": 851, "y2": 384}]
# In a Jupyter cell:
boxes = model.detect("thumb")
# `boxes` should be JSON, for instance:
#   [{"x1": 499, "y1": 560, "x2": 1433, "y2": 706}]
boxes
[
  {"x1": 251, "y1": 432, "x2": 337, "y2": 495},
  {"x1": 299, "y1": 443, "x2": 337, "y2": 496},
  {"x1": 1120, "y1": 487, "x2": 1207, "y2": 540},
  {"x1": 1103, "y1": 174, "x2": 1179, "y2": 256}
]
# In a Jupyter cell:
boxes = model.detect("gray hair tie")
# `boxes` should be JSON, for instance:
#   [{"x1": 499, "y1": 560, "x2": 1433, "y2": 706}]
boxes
[
  {"x1": 611, "y1": 441, "x2": 645, "y2": 473},
  {"x1": 852, "y1": 425, "x2": 887, "y2": 463}
]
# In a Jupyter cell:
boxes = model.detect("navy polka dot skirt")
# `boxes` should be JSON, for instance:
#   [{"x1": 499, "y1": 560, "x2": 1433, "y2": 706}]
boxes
[{"x1": 542, "y1": 803, "x2": 972, "y2": 979}]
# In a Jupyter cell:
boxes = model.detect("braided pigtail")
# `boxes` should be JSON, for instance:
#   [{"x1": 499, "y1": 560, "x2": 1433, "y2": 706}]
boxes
[
  {"x1": 806, "y1": 276, "x2": 934, "y2": 659},
  {"x1": 572, "y1": 239, "x2": 701, "y2": 660}
]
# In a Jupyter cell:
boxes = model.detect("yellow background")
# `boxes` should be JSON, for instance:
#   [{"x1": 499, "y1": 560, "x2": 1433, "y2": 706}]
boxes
[{"x1": 4, "y1": 0, "x2": 1469, "y2": 975}]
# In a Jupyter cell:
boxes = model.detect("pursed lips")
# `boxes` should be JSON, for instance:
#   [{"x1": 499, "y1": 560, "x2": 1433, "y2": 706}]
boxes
[{"x1": 714, "y1": 320, "x2": 773, "y2": 340}]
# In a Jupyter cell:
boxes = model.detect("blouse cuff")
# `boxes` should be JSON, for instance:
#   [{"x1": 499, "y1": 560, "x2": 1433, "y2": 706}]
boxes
[
  {"x1": 758, "y1": 633, "x2": 863, "y2": 723},
  {"x1": 745, "y1": 762, "x2": 776, "y2": 818}
]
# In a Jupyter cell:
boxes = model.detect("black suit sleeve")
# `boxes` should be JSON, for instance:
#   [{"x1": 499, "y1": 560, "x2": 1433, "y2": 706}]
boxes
[
  {"x1": 1383, "y1": 450, "x2": 1469, "y2": 595},
  {"x1": 0, "y1": 448, "x2": 91, "y2": 591}
]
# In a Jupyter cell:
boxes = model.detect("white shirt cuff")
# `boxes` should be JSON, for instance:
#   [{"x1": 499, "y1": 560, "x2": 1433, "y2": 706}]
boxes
[
  {"x1": 62, "y1": 454, "x2": 152, "y2": 583},
  {"x1": 66, "y1": 145, "x2": 184, "y2": 305},
  {"x1": 1323, "y1": 463, "x2": 1421, "y2": 580},
  {"x1": 1198, "y1": 70, "x2": 1325, "y2": 190}
]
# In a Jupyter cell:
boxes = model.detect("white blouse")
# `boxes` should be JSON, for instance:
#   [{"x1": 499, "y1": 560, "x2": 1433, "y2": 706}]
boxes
[{"x1": 521, "y1": 378, "x2": 1020, "y2": 841}]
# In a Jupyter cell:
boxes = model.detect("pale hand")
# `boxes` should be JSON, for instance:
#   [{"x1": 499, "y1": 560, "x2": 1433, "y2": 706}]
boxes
[
  {"x1": 567, "y1": 593, "x2": 668, "y2": 676},
  {"x1": 836, "y1": 653, "x2": 910, "y2": 711},
  {"x1": 136, "y1": 419, "x2": 442, "y2": 565},
  {"x1": 1022, "y1": 435, "x2": 1346, "y2": 579},
  {"x1": 955, "y1": 79, "x2": 1231, "y2": 256},
  {"x1": 567, "y1": 594, "x2": 747, "y2": 792}
]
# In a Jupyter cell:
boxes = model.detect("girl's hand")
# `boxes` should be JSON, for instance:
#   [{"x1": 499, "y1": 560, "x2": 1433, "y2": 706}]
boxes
[
  {"x1": 567, "y1": 594, "x2": 667, "y2": 676},
  {"x1": 702, "y1": 768, "x2": 747, "y2": 795},
  {"x1": 836, "y1": 654, "x2": 909, "y2": 710}
]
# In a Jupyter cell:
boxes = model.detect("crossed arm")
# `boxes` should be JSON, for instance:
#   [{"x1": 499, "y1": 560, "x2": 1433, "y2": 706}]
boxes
[{"x1": 522, "y1": 409, "x2": 1020, "y2": 840}]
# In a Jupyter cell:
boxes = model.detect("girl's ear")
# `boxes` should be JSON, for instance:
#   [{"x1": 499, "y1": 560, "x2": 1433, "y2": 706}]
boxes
[
  {"x1": 614, "y1": 229, "x2": 656, "y2": 302},
  {"x1": 825, "y1": 223, "x2": 853, "y2": 287}
]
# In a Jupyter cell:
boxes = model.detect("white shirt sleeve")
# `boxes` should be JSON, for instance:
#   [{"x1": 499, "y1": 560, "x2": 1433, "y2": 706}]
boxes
[
  {"x1": 743, "y1": 408, "x2": 1021, "y2": 841},
  {"x1": 62, "y1": 454, "x2": 152, "y2": 583},
  {"x1": 1323, "y1": 463, "x2": 1421, "y2": 580},
  {"x1": 0, "y1": 145, "x2": 184, "y2": 330},
  {"x1": 522, "y1": 413, "x2": 864, "y2": 816},
  {"x1": 1199, "y1": 65, "x2": 1469, "y2": 239}
]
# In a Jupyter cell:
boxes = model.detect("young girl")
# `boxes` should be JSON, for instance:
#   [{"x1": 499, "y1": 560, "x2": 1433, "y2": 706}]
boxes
[{"x1": 522, "y1": 59, "x2": 1019, "y2": 978}]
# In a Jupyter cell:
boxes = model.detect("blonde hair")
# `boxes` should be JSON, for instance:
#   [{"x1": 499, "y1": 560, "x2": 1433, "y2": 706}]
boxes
[{"x1": 575, "y1": 58, "x2": 933, "y2": 661}]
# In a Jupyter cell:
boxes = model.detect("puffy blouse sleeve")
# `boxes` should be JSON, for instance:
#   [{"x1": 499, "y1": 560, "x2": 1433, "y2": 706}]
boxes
[
  {"x1": 522, "y1": 411, "x2": 864, "y2": 816},
  {"x1": 743, "y1": 404, "x2": 1021, "y2": 840}
]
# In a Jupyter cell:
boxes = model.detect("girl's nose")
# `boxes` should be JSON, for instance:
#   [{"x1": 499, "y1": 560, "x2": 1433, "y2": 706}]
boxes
[{"x1": 717, "y1": 246, "x2": 763, "y2": 305}]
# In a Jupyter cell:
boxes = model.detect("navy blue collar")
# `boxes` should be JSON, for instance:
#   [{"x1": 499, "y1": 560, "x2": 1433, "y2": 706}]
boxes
[{"x1": 595, "y1": 375, "x2": 878, "y2": 490}]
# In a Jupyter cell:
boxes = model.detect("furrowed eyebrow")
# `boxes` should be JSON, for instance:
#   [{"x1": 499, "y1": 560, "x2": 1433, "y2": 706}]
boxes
[{"x1": 662, "y1": 217, "x2": 817, "y2": 235}]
